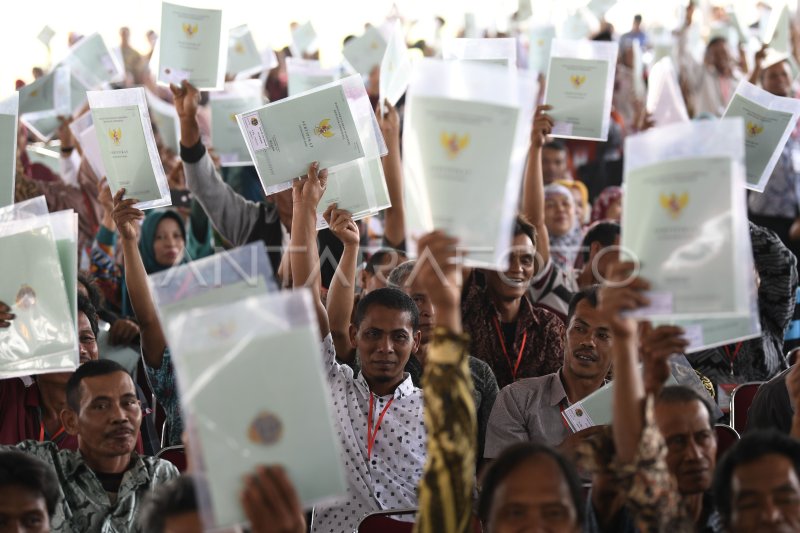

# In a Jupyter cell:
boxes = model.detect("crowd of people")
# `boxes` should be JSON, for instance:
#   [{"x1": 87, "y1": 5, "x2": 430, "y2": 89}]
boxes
[{"x1": 3, "y1": 3, "x2": 800, "y2": 533}]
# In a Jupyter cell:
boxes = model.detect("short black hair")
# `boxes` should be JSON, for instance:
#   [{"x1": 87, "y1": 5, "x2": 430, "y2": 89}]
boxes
[
  {"x1": 580, "y1": 221, "x2": 620, "y2": 263},
  {"x1": 478, "y1": 442, "x2": 584, "y2": 526},
  {"x1": 66, "y1": 359, "x2": 129, "y2": 412},
  {"x1": 77, "y1": 271, "x2": 103, "y2": 310},
  {"x1": 656, "y1": 385, "x2": 716, "y2": 430},
  {"x1": 543, "y1": 140, "x2": 566, "y2": 153},
  {"x1": 566, "y1": 285, "x2": 599, "y2": 326},
  {"x1": 713, "y1": 430, "x2": 800, "y2": 525},
  {"x1": 353, "y1": 287, "x2": 419, "y2": 331},
  {"x1": 138, "y1": 475, "x2": 197, "y2": 532},
  {"x1": 513, "y1": 213, "x2": 537, "y2": 250},
  {"x1": 0, "y1": 451, "x2": 60, "y2": 517},
  {"x1": 77, "y1": 293, "x2": 99, "y2": 338},
  {"x1": 634, "y1": 14, "x2": 642, "y2": 22},
  {"x1": 365, "y1": 248, "x2": 406, "y2": 275},
  {"x1": 707, "y1": 36, "x2": 728, "y2": 50}
]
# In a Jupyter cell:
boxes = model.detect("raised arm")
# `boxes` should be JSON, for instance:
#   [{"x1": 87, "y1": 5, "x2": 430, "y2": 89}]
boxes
[
  {"x1": 323, "y1": 204, "x2": 360, "y2": 362},
  {"x1": 290, "y1": 163, "x2": 330, "y2": 339},
  {"x1": 787, "y1": 362, "x2": 800, "y2": 440},
  {"x1": 521, "y1": 105, "x2": 553, "y2": 266},
  {"x1": 111, "y1": 188, "x2": 167, "y2": 369},
  {"x1": 413, "y1": 231, "x2": 475, "y2": 533},
  {"x1": 376, "y1": 102, "x2": 405, "y2": 248}
]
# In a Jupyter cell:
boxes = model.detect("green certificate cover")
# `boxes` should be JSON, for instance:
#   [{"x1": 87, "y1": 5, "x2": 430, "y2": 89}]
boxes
[
  {"x1": 0, "y1": 114, "x2": 16, "y2": 208},
  {"x1": 179, "y1": 324, "x2": 346, "y2": 527},
  {"x1": 528, "y1": 26, "x2": 555, "y2": 74},
  {"x1": 0, "y1": 226, "x2": 75, "y2": 368},
  {"x1": 319, "y1": 164, "x2": 372, "y2": 216},
  {"x1": 227, "y1": 25, "x2": 262, "y2": 77},
  {"x1": 147, "y1": 97, "x2": 180, "y2": 154},
  {"x1": 239, "y1": 85, "x2": 365, "y2": 189},
  {"x1": 64, "y1": 33, "x2": 121, "y2": 88},
  {"x1": 158, "y1": 2, "x2": 223, "y2": 89},
  {"x1": 56, "y1": 237, "x2": 77, "y2": 324},
  {"x1": 544, "y1": 57, "x2": 608, "y2": 140},
  {"x1": 622, "y1": 156, "x2": 739, "y2": 318},
  {"x1": 408, "y1": 95, "x2": 518, "y2": 258},
  {"x1": 92, "y1": 105, "x2": 162, "y2": 202},
  {"x1": 723, "y1": 93, "x2": 794, "y2": 187},
  {"x1": 342, "y1": 27, "x2": 387, "y2": 75},
  {"x1": 211, "y1": 95, "x2": 261, "y2": 165}
]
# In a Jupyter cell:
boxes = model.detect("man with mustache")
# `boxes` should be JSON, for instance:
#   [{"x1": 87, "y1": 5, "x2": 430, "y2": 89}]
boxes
[
  {"x1": 2, "y1": 359, "x2": 178, "y2": 532},
  {"x1": 483, "y1": 286, "x2": 611, "y2": 460}
]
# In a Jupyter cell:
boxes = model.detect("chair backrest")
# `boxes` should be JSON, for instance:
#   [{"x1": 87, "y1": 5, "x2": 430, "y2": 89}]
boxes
[
  {"x1": 729, "y1": 382, "x2": 764, "y2": 434},
  {"x1": 714, "y1": 424, "x2": 740, "y2": 461},
  {"x1": 357, "y1": 509, "x2": 417, "y2": 533},
  {"x1": 156, "y1": 445, "x2": 187, "y2": 473}
]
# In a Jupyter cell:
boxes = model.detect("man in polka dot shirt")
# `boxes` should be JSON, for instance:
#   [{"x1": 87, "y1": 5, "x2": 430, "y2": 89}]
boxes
[{"x1": 289, "y1": 164, "x2": 427, "y2": 532}]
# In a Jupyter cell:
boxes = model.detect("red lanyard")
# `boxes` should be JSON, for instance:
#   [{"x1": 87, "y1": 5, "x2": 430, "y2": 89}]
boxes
[
  {"x1": 724, "y1": 342, "x2": 743, "y2": 375},
  {"x1": 367, "y1": 394, "x2": 394, "y2": 458},
  {"x1": 558, "y1": 402, "x2": 571, "y2": 431},
  {"x1": 39, "y1": 422, "x2": 65, "y2": 443},
  {"x1": 493, "y1": 316, "x2": 528, "y2": 381}
]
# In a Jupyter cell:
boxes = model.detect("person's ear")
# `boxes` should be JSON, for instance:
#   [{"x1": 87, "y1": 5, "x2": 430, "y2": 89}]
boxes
[
  {"x1": 62, "y1": 408, "x2": 79, "y2": 436},
  {"x1": 589, "y1": 241, "x2": 602, "y2": 261},
  {"x1": 360, "y1": 270, "x2": 369, "y2": 292},
  {"x1": 412, "y1": 330, "x2": 422, "y2": 354},
  {"x1": 349, "y1": 324, "x2": 358, "y2": 349}
]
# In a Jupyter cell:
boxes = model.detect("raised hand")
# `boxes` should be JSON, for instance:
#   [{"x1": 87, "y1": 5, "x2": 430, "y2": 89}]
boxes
[
  {"x1": 531, "y1": 104, "x2": 554, "y2": 148},
  {"x1": 596, "y1": 261, "x2": 650, "y2": 340},
  {"x1": 639, "y1": 322, "x2": 688, "y2": 395},
  {"x1": 241, "y1": 466, "x2": 306, "y2": 533},
  {"x1": 169, "y1": 80, "x2": 200, "y2": 122},
  {"x1": 111, "y1": 188, "x2": 143, "y2": 242},
  {"x1": 291, "y1": 162, "x2": 328, "y2": 210},
  {"x1": 0, "y1": 301, "x2": 14, "y2": 328},
  {"x1": 376, "y1": 100, "x2": 400, "y2": 147},
  {"x1": 415, "y1": 231, "x2": 462, "y2": 331},
  {"x1": 323, "y1": 204, "x2": 359, "y2": 247}
]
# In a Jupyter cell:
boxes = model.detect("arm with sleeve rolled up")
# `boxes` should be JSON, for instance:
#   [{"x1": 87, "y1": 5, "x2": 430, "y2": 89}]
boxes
[
  {"x1": 412, "y1": 231, "x2": 475, "y2": 533},
  {"x1": 110, "y1": 189, "x2": 168, "y2": 370},
  {"x1": 376, "y1": 102, "x2": 405, "y2": 249},
  {"x1": 521, "y1": 105, "x2": 553, "y2": 267},
  {"x1": 753, "y1": 223, "x2": 799, "y2": 333},
  {"x1": 171, "y1": 80, "x2": 262, "y2": 247},
  {"x1": 290, "y1": 163, "x2": 330, "y2": 339},
  {"x1": 323, "y1": 205, "x2": 359, "y2": 363}
]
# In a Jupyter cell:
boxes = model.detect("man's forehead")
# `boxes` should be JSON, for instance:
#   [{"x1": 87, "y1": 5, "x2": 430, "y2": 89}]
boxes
[
  {"x1": 655, "y1": 400, "x2": 710, "y2": 432},
  {"x1": 81, "y1": 372, "x2": 135, "y2": 397},
  {"x1": 569, "y1": 301, "x2": 608, "y2": 327},
  {"x1": 733, "y1": 454, "x2": 800, "y2": 490},
  {"x1": 360, "y1": 306, "x2": 414, "y2": 330}
]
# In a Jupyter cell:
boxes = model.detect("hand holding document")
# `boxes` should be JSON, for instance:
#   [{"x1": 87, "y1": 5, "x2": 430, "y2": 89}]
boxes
[
  {"x1": 0, "y1": 94, "x2": 18, "y2": 208},
  {"x1": 379, "y1": 20, "x2": 412, "y2": 109},
  {"x1": 544, "y1": 39, "x2": 618, "y2": 141},
  {"x1": 316, "y1": 158, "x2": 390, "y2": 229},
  {"x1": 88, "y1": 87, "x2": 171, "y2": 209},
  {"x1": 237, "y1": 75, "x2": 385, "y2": 195},
  {"x1": 403, "y1": 59, "x2": 537, "y2": 270},
  {"x1": 621, "y1": 118, "x2": 754, "y2": 321},
  {"x1": 162, "y1": 287, "x2": 346, "y2": 530},
  {"x1": 157, "y1": 1, "x2": 225, "y2": 90},
  {"x1": 209, "y1": 80, "x2": 264, "y2": 166},
  {"x1": 721, "y1": 80, "x2": 800, "y2": 192}
]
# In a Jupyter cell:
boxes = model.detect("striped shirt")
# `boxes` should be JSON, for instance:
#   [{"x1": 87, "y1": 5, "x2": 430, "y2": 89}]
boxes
[{"x1": 529, "y1": 259, "x2": 579, "y2": 323}]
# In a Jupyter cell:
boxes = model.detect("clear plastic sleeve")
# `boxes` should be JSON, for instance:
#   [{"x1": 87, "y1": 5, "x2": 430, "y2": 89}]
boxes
[
  {"x1": 0, "y1": 214, "x2": 78, "y2": 378},
  {"x1": 646, "y1": 57, "x2": 690, "y2": 127},
  {"x1": 164, "y1": 288, "x2": 347, "y2": 530},
  {"x1": 0, "y1": 94, "x2": 18, "y2": 208},
  {"x1": 87, "y1": 87, "x2": 171, "y2": 210},
  {"x1": 402, "y1": 58, "x2": 537, "y2": 270},
  {"x1": 316, "y1": 157, "x2": 390, "y2": 229},
  {"x1": 290, "y1": 21, "x2": 317, "y2": 57},
  {"x1": 144, "y1": 89, "x2": 181, "y2": 154},
  {"x1": 209, "y1": 80, "x2": 264, "y2": 167},
  {"x1": 147, "y1": 241, "x2": 278, "y2": 329},
  {"x1": 622, "y1": 118, "x2": 754, "y2": 320},
  {"x1": 0, "y1": 195, "x2": 48, "y2": 223},
  {"x1": 69, "y1": 110, "x2": 107, "y2": 180},
  {"x1": 59, "y1": 32, "x2": 125, "y2": 89},
  {"x1": 543, "y1": 39, "x2": 618, "y2": 141},
  {"x1": 721, "y1": 79, "x2": 800, "y2": 192},
  {"x1": 442, "y1": 38, "x2": 518, "y2": 68},
  {"x1": 237, "y1": 74, "x2": 386, "y2": 196},
  {"x1": 379, "y1": 19, "x2": 412, "y2": 108}
]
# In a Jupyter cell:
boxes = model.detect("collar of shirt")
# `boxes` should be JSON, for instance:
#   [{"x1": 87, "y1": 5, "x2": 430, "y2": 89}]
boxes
[
  {"x1": 355, "y1": 369, "x2": 417, "y2": 399},
  {"x1": 549, "y1": 369, "x2": 570, "y2": 407}
]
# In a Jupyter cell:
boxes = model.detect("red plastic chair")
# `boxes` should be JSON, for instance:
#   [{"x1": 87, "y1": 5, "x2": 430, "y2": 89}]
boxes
[
  {"x1": 156, "y1": 445, "x2": 187, "y2": 473},
  {"x1": 729, "y1": 382, "x2": 764, "y2": 434},
  {"x1": 714, "y1": 424, "x2": 740, "y2": 461},
  {"x1": 357, "y1": 509, "x2": 416, "y2": 533}
]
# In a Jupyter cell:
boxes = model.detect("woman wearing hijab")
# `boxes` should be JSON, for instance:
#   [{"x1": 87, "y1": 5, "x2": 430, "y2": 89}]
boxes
[
  {"x1": 591, "y1": 186, "x2": 623, "y2": 224},
  {"x1": 544, "y1": 184, "x2": 583, "y2": 270},
  {"x1": 555, "y1": 179, "x2": 591, "y2": 227}
]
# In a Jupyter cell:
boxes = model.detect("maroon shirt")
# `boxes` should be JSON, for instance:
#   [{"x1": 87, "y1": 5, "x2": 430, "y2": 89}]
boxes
[
  {"x1": 0, "y1": 378, "x2": 145, "y2": 453},
  {"x1": 461, "y1": 272, "x2": 566, "y2": 389}
]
